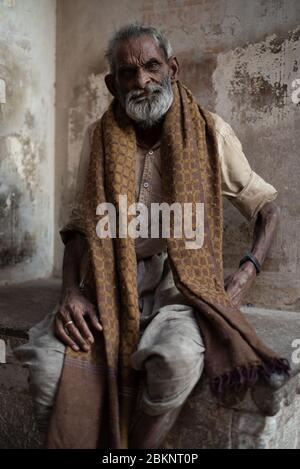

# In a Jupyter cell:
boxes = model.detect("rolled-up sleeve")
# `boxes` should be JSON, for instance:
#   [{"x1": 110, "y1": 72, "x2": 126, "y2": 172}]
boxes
[
  {"x1": 59, "y1": 121, "x2": 98, "y2": 244},
  {"x1": 210, "y1": 112, "x2": 278, "y2": 221}
]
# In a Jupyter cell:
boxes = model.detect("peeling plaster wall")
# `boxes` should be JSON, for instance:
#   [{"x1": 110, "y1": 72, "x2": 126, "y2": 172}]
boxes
[
  {"x1": 0, "y1": 0, "x2": 56, "y2": 283},
  {"x1": 55, "y1": 0, "x2": 300, "y2": 310}
]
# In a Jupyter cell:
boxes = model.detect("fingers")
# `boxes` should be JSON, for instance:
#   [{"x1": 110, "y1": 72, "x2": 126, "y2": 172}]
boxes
[
  {"x1": 232, "y1": 296, "x2": 242, "y2": 307},
  {"x1": 54, "y1": 316, "x2": 80, "y2": 352},
  {"x1": 226, "y1": 280, "x2": 244, "y2": 306},
  {"x1": 54, "y1": 298, "x2": 102, "y2": 353},
  {"x1": 86, "y1": 304, "x2": 103, "y2": 332},
  {"x1": 69, "y1": 303, "x2": 102, "y2": 345},
  {"x1": 64, "y1": 303, "x2": 93, "y2": 349},
  {"x1": 65, "y1": 321, "x2": 91, "y2": 352},
  {"x1": 225, "y1": 282, "x2": 237, "y2": 298},
  {"x1": 55, "y1": 306, "x2": 91, "y2": 352},
  {"x1": 66, "y1": 305, "x2": 102, "y2": 351}
]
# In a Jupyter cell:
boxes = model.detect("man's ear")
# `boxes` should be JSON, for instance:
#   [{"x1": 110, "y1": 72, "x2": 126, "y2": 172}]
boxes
[
  {"x1": 105, "y1": 74, "x2": 118, "y2": 98},
  {"x1": 168, "y1": 56, "x2": 180, "y2": 81}
]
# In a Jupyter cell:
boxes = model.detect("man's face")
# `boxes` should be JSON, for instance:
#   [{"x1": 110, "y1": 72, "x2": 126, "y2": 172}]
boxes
[{"x1": 106, "y1": 34, "x2": 178, "y2": 128}]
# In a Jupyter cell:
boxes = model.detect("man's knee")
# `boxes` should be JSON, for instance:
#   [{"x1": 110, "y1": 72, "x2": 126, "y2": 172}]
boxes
[
  {"x1": 27, "y1": 349, "x2": 64, "y2": 429},
  {"x1": 146, "y1": 341, "x2": 204, "y2": 384},
  {"x1": 140, "y1": 342, "x2": 205, "y2": 414},
  {"x1": 15, "y1": 342, "x2": 65, "y2": 432}
]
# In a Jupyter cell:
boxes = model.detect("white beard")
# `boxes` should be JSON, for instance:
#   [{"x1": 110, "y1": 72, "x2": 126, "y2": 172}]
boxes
[{"x1": 121, "y1": 76, "x2": 174, "y2": 129}]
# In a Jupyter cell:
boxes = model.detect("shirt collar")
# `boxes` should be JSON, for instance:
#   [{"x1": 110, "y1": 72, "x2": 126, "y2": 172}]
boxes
[{"x1": 137, "y1": 139, "x2": 161, "y2": 151}]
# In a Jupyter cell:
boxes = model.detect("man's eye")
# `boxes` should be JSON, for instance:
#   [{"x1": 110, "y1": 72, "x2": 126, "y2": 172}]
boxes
[
  {"x1": 146, "y1": 62, "x2": 160, "y2": 71},
  {"x1": 120, "y1": 68, "x2": 134, "y2": 76}
]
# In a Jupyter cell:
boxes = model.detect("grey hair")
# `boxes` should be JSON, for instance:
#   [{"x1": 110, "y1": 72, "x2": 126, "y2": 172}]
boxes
[{"x1": 105, "y1": 23, "x2": 173, "y2": 74}]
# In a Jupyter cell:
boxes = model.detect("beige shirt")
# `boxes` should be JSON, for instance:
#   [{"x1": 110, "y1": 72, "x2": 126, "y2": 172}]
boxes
[{"x1": 61, "y1": 111, "x2": 277, "y2": 261}]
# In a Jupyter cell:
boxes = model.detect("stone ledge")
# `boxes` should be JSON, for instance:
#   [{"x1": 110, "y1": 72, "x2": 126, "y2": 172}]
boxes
[
  {"x1": 0, "y1": 278, "x2": 61, "y2": 338},
  {"x1": 165, "y1": 306, "x2": 300, "y2": 449}
]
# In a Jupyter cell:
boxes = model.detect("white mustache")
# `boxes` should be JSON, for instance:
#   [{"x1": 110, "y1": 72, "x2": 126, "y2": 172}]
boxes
[{"x1": 127, "y1": 84, "x2": 163, "y2": 101}]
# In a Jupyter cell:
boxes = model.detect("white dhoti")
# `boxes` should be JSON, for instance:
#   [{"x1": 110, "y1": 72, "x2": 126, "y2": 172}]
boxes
[{"x1": 15, "y1": 251, "x2": 205, "y2": 431}]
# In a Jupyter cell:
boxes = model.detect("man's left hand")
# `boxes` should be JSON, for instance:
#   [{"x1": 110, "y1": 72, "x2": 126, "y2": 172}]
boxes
[{"x1": 224, "y1": 261, "x2": 257, "y2": 306}]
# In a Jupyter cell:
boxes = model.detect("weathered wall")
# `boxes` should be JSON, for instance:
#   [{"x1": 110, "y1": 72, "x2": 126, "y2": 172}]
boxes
[
  {"x1": 55, "y1": 0, "x2": 300, "y2": 310},
  {"x1": 0, "y1": 0, "x2": 56, "y2": 284}
]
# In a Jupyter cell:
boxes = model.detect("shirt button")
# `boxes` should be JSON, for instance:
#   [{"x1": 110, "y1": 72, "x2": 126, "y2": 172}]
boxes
[
  {"x1": 143, "y1": 181, "x2": 149, "y2": 188},
  {"x1": 148, "y1": 150, "x2": 154, "y2": 155}
]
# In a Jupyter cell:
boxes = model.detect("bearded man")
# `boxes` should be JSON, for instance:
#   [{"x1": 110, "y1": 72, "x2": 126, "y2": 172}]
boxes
[{"x1": 16, "y1": 23, "x2": 289, "y2": 449}]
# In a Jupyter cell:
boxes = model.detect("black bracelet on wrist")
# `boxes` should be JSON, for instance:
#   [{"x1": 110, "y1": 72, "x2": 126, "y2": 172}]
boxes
[{"x1": 239, "y1": 251, "x2": 261, "y2": 274}]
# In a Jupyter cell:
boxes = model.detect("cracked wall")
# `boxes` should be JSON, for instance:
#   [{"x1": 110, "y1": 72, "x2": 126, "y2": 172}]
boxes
[
  {"x1": 213, "y1": 25, "x2": 300, "y2": 310},
  {"x1": 0, "y1": 0, "x2": 56, "y2": 283},
  {"x1": 55, "y1": 0, "x2": 300, "y2": 310}
]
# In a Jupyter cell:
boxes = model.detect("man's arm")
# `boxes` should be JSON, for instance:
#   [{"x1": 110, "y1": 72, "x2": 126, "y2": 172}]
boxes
[
  {"x1": 225, "y1": 201, "x2": 280, "y2": 306},
  {"x1": 208, "y1": 112, "x2": 280, "y2": 306},
  {"x1": 54, "y1": 231, "x2": 102, "y2": 352}
]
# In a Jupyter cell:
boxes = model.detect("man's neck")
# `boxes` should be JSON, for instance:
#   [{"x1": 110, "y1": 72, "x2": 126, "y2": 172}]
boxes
[{"x1": 134, "y1": 122, "x2": 163, "y2": 149}]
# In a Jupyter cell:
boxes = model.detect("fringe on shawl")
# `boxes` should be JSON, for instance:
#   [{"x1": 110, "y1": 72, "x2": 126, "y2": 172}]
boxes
[{"x1": 211, "y1": 357, "x2": 290, "y2": 395}]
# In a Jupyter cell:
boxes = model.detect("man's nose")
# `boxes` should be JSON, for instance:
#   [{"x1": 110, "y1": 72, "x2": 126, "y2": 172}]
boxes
[{"x1": 135, "y1": 68, "x2": 151, "y2": 89}]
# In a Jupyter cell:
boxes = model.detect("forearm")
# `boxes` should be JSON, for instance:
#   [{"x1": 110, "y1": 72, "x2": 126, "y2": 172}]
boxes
[
  {"x1": 56, "y1": 231, "x2": 102, "y2": 351},
  {"x1": 225, "y1": 201, "x2": 280, "y2": 305},
  {"x1": 61, "y1": 231, "x2": 87, "y2": 297},
  {"x1": 248, "y1": 201, "x2": 280, "y2": 268}
]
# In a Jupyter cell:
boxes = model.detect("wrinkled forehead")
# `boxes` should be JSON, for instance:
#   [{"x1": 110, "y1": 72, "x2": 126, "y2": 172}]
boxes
[{"x1": 114, "y1": 34, "x2": 167, "y2": 68}]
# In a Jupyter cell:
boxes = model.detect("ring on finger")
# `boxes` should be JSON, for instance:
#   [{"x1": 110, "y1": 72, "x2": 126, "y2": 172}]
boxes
[{"x1": 64, "y1": 320, "x2": 74, "y2": 332}]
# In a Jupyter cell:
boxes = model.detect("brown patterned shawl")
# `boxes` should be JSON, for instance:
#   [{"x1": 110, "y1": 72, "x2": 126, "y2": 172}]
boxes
[{"x1": 47, "y1": 80, "x2": 289, "y2": 449}]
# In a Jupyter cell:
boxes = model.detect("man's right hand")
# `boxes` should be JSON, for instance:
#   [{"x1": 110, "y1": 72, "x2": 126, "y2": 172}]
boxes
[{"x1": 54, "y1": 287, "x2": 103, "y2": 352}]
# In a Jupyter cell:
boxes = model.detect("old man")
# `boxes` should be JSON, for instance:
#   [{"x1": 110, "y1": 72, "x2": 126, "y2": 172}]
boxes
[{"x1": 16, "y1": 23, "x2": 289, "y2": 449}]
